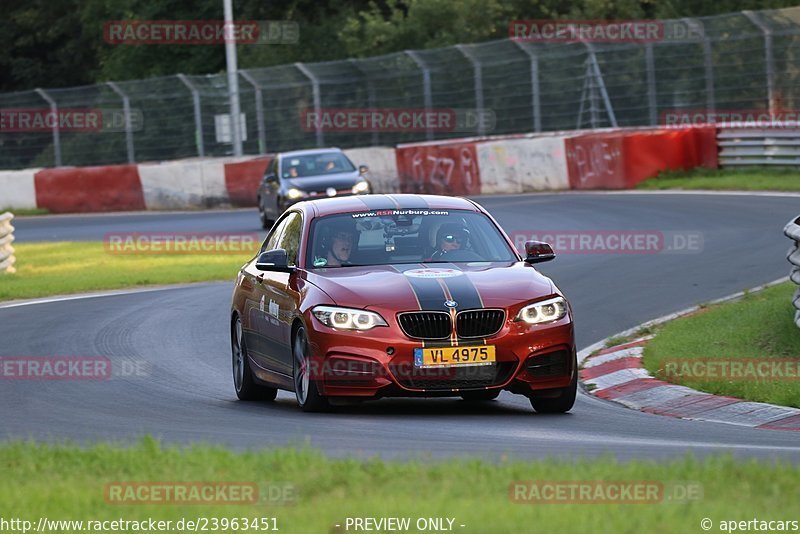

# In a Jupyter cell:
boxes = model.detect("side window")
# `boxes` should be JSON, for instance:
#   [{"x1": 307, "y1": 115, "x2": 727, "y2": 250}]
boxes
[
  {"x1": 261, "y1": 216, "x2": 289, "y2": 253},
  {"x1": 269, "y1": 158, "x2": 278, "y2": 176},
  {"x1": 276, "y1": 212, "x2": 302, "y2": 266}
]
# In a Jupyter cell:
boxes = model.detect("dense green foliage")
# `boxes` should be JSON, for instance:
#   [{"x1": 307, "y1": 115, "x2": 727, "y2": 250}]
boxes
[{"x1": 3, "y1": 0, "x2": 799, "y2": 92}]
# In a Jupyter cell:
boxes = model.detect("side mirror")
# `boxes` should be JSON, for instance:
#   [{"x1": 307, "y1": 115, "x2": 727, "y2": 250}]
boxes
[
  {"x1": 358, "y1": 164, "x2": 369, "y2": 175},
  {"x1": 264, "y1": 174, "x2": 278, "y2": 184},
  {"x1": 255, "y1": 249, "x2": 294, "y2": 272},
  {"x1": 524, "y1": 241, "x2": 555, "y2": 264}
]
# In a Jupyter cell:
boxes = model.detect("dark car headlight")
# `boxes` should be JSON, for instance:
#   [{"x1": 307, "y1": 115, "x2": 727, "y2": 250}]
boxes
[{"x1": 286, "y1": 188, "x2": 307, "y2": 200}]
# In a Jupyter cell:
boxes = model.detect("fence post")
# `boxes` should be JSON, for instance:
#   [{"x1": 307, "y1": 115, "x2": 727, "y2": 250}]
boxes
[
  {"x1": 512, "y1": 41, "x2": 541, "y2": 133},
  {"x1": 645, "y1": 43, "x2": 658, "y2": 126},
  {"x1": 34, "y1": 88, "x2": 61, "y2": 166},
  {"x1": 240, "y1": 71, "x2": 267, "y2": 154},
  {"x1": 785, "y1": 215, "x2": 800, "y2": 328},
  {"x1": 455, "y1": 44, "x2": 485, "y2": 137},
  {"x1": 295, "y1": 63, "x2": 324, "y2": 148},
  {"x1": 743, "y1": 10, "x2": 776, "y2": 114},
  {"x1": 177, "y1": 74, "x2": 205, "y2": 158},
  {"x1": 349, "y1": 59, "x2": 379, "y2": 146},
  {"x1": 106, "y1": 81, "x2": 136, "y2": 163},
  {"x1": 0, "y1": 212, "x2": 15, "y2": 275},
  {"x1": 405, "y1": 50, "x2": 434, "y2": 141}
]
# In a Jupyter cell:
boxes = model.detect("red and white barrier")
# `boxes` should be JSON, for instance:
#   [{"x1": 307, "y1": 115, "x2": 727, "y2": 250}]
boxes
[
  {"x1": 476, "y1": 136, "x2": 570, "y2": 193},
  {"x1": 0, "y1": 169, "x2": 39, "y2": 210},
  {"x1": 0, "y1": 127, "x2": 720, "y2": 214}
]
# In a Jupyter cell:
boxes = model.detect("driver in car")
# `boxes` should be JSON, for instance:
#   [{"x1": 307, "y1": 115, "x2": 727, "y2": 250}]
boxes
[
  {"x1": 314, "y1": 221, "x2": 358, "y2": 267},
  {"x1": 430, "y1": 223, "x2": 470, "y2": 260}
]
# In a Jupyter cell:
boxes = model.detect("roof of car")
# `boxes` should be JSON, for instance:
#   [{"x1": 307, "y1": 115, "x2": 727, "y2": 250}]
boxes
[
  {"x1": 294, "y1": 194, "x2": 481, "y2": 218},
  {"x1": 278, "y1": 148, "x2": 343, "y2": 158}
]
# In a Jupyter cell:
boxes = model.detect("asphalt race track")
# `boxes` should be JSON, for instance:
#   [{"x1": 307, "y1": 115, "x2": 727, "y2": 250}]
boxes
[{"x1": 4, "y1": 192, "x2": 800, "y2": 460}]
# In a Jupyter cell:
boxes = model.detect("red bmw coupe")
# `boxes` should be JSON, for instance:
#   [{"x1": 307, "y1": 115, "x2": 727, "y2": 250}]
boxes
[{"x1": 230, "y1": 194, "x2": 576, "y2": 413}]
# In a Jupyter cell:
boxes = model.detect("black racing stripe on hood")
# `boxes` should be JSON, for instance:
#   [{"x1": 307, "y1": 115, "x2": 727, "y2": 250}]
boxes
[
  {"x1": 392, "y1": 264, "x2": 449, "y2": 311},
  {"x1": 437, "y1": 264, "x2": 483, "y2": 311}
]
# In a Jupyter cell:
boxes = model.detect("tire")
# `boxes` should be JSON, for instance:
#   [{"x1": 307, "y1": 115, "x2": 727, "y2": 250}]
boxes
[
  {"x1": 529, "y1": 368, "x2": 577, "y2": 414},
  {"x1": 232, "y1": 315, "x2": 278, "y2": 401},
  {"x1": 292, "y1": 325, "x2": 329, "y2": 412},
  {"x1": 259, "y1": 206, "x2": 273, "y2": 230},
  {"x1": 461, "y1": 390, "x2": 501, "y2": 402}
]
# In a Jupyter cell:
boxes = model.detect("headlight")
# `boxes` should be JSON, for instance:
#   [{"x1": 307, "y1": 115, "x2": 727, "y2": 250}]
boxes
[
  {"x1": 312, "y1": 306, "x2": 388, "y2": 331},
  {"x1": 286, "y1": 188, "x2": 307, "y2": 200},
  {"x1": 352, "y1": 181, "x2": 370, "y2": 194},
  {"x1": 515, "y1": 296, "x2": 567, "y2": 325}
]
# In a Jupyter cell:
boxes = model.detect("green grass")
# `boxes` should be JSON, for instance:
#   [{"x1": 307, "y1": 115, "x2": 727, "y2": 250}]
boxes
[
  {"x1": 0, "y1": 242, "x2": 256, "y2": 301},
  {"x1": 0, "y1": 207, "x2": 50, "y2": 216},
  {"x1": 643, "y1": 283, "x2": 800, "y2": 407},
  {"x1": 1, "y1": 439, "x2": 798, "y2": 533},
  {"x1": 636, "y1": 167, "x2": 800, "y2": 191}
]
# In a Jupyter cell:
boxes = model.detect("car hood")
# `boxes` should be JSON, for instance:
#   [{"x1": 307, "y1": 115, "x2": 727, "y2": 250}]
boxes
[
  {"x1": 284, "y1": 172, "x2": 361, "y2": 192},
  {"x1": 305, "y1": 262, "x2": 555, "y2": 312}
]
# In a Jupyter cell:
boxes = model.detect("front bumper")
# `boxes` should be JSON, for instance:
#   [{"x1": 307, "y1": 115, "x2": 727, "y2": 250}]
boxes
[{"x1": 303, "y1": 311, "x2": 575, "y2": 398}]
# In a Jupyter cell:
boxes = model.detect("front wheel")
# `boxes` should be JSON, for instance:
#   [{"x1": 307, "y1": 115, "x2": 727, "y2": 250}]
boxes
[
  {"x1": 529, "y1": 369, "x2": 577, "y2": 413},
  {"x1": 232, "y1": 316, "x2": 277, "y2": 401},
  {"x1": 293, "y1": 326, "x2": 329, "y2": 412}
]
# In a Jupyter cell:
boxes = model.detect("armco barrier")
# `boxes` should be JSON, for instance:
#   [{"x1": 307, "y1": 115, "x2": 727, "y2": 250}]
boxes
[
  {"x1": 395, "y1": 141, "x2": 481, "y2": 195},
  {"x1": 224, "y1": 157, "x2": 272, "y2": 207},
  {"x1": 785, "y1": 215, "x2": 800, "y2": 328},
  {"x1": 719, "y1": 128, "x2": 800, "y2": 167},
  {"x1": 0, "y1": 212, "x2": 15, "y2": 274},
  {"x1": 34, "y1": 165, "x2": 146, "y2": 213},
  {"x1": 477, "y1": 137, "x2": 569, "y2": 194}
]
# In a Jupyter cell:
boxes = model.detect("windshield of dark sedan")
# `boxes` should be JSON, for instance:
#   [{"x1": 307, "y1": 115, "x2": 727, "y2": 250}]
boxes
[
  {"x1": 306, "y1": 209, "x2": 518, "y2": 268},
  {"x1": 281, "y1": 152, "x2": 356, "y2": 178}
]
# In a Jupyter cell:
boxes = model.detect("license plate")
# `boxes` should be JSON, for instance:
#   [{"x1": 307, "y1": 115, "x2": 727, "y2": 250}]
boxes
[{"x1": 414, "y1": 345, "x2": 496, "y2": 367}]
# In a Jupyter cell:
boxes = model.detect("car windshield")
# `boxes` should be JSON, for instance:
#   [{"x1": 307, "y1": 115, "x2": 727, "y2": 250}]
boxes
[
  {"x1": 306, "y1": 209, "x2": 518, "y2": 268},
  {"x1": 281, "y1": 152, "x2": 356, "y2": 178}
]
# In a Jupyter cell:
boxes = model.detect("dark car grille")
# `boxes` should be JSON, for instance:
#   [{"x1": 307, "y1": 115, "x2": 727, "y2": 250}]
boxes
[
  {"x1": 398, "y1": 309, "x2": 505, "y2": 340},
  {"x1": 398, "y1": 312, "x2": 451, "y2": 339},
  {"x1": 456, "y1": 309, "x2": 505, "y2": 338},
  {"x1": 396, "y1": 362, "x2": 516, "y2": 390}
]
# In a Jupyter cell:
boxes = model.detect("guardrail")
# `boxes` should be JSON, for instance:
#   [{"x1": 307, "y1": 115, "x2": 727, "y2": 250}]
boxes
[
  {"x1": 785, "y1": 214, "x2": 800, "y2": 328},
  {"x1": 0, "y1": 212, "x2": 15, "y2": 274},
  {"x1": 719, "y1": 127, "x2": 800, "y2": 167}
]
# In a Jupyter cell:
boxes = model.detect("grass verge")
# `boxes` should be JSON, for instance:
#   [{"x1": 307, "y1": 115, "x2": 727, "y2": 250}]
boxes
[
  {"x1": 636, "y1": 167, "x2": 800, "y2": 191},
  {"x1": 1, "y1": 207, "x2": 50, "y2": 216},
  {"x1": 643, "y1": 282, "x2": 800, "y2": 408},
  {"x1": 0, "y1": 242, "x2": 255, "y2": 301},
  {"x1": 1, "y1": 439, "x2": 798, "y2": 533}
]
